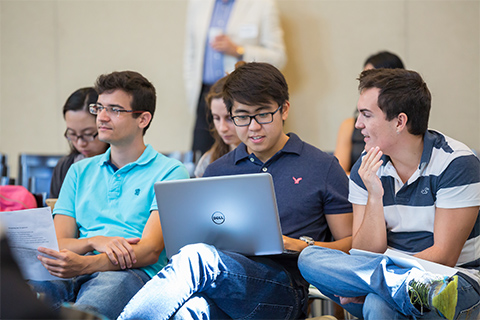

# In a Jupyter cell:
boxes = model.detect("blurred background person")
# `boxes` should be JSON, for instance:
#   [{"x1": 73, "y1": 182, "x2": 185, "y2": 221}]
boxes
[
  {"x1": 194, "y1": 76, "x2": 241, "y2": 177},
  {"x1": 50, "y1": 87, "x2": 109, "y2": 198},
  {"x1": 184, "y1": 0, "x2": 287, "y2": 155},
  {"x1": 334, "y1": 51, "x2": 404, "y2": 174}
]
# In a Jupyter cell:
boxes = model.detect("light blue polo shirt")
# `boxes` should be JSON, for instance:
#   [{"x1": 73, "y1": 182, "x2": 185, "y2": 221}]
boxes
[{"x1": 54, "y1": 144, "x2": 190, "y2": 277}]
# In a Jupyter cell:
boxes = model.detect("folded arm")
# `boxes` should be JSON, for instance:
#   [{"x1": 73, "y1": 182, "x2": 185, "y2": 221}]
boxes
[{"x1": 38, "y1": 210, "x2": 164, "y2": 278}]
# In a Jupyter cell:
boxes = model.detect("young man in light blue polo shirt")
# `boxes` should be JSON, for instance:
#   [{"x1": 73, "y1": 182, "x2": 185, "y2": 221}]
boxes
[{"x1": 30, "y1": 71, "x2": 189, "y2": 319}]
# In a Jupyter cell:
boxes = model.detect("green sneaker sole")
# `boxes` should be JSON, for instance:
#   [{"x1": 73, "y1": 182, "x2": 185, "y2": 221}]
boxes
[{"x1": 432, "y1": 275, "x2": 458, "y2": 320}]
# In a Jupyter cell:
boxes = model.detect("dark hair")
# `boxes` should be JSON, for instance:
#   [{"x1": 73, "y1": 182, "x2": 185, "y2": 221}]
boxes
[
  {"x1": 358, "y1": 68, "x2": 431, "y2": 135},
  {"x1": 223, "y1": 62, "x2": 289, "y2": 113},
  {"x1": 364, "y1": 51, "x2": 405, "y2": 70},
  {"x1": 94, "y1": 71, "x2": 156, "y2": 134},
  {"x1": 63, "y1": 87, "x2": 98, "y2": 117},
  {"x1": 205, "y1": 76, "x2": 231, "y2": 163},
  {"x1": 63, "y1": 87, "x2": 103, "y2": 155}
]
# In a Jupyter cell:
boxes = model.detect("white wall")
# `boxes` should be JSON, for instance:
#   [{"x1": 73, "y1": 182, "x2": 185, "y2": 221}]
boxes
[{"x1": 1, "y1": 0, "x2": 479, "y2": 178}]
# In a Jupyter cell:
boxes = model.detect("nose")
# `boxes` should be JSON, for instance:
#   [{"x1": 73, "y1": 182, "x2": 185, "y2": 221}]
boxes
[
  {"x1": 248, "y1": 117, "x2": 262, "y2": 131},
  {"x1": 96, "y1": 107, "x2": 110, "y2": 122},
  {"x1": 355, "y1": 116, "x2": 364, "y2": 129},
  {"x1": 76, "y1": 137, "x2": 89, "y2": 147},
  {"x1": 219, "y1": 119, "x2": 229, "y2": 133}
]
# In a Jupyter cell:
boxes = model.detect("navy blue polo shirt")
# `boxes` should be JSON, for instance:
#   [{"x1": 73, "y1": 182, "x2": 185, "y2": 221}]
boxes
[{"x1": 204, "y1": 133, "x2": 352, "y2": 241}]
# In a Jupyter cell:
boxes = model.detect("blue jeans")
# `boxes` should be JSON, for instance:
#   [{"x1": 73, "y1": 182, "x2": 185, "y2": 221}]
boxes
[
  {"x1": 298, "y1": 246, "x2": 480, "y2": 319},
  {"x1": 29, "y1": 269, "x2": 150, "y2": 320},
  {"x1": 119, "y1": 243, "x2": 307, "y2": 320}
]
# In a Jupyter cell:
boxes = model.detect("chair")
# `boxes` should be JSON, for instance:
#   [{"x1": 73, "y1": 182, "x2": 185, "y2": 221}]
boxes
[
  {"x1": 17, "y1": 154, "x2": 63, "y2": 206},
  {"x1": 308, "y1": 286, "x2": 357, "y2": 319},
  {"x1": 0, "y1": 154, "x2": 13, "y2": 185},
  {"x1": 0, "y1": 153, "x2": 8, "y2": 178},
  {"x1": 309, "y1": 286, "x2": 336, "y2": 317},
  {"x1": 45, "y1": 198, "x2": 57, "y2": 212}
]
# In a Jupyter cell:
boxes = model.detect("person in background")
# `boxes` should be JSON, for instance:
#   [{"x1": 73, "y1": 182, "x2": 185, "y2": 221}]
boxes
[
  {"x1": 334, "y1": 51, "x2": 404, "y2": 174},
  {"x1": 185, "y1": 0, "x2": 287, "y2": 155},
  {"x1": 194, "y1": 75, "x2": 241, "y2": 177},
  {"x1": 50, "y1": 87, "x2": 109, "y2": 198}
]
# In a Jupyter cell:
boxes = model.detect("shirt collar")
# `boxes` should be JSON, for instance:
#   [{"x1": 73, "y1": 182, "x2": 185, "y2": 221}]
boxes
[
  {"x1": 233, "y1": 132, "x2": 303, "y2": 164},
  {"x1": 100, "y1": 144, "x2": 156, "y2": 168},
  {"x1": 419, "y1": 130, "x2": 435, "y2": 170}
]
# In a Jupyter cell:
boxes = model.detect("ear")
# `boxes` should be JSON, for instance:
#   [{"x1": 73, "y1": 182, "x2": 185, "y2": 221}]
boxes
[
  {"x1": 137, "y1": 112, "x2": 152, "y2": 130},
  {"x1": 395, "y1": 112, "x2": 408, "y2": 133},
  {"x1": 281, "y1": 101, "x2": 290, "y2": 121}
]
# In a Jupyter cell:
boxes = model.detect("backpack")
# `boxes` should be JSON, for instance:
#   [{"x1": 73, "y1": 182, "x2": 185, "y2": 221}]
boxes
[{"x1": 0, "y1": 185, "x2": 37, "y2": 211}]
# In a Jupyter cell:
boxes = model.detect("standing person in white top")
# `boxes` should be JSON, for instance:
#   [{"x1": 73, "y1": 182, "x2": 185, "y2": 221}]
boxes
[{"x1": 184, "y1": 0, "x2": 286, "y2": 155}]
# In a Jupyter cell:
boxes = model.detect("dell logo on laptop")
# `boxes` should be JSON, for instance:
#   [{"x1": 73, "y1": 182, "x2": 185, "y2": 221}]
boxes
[{"x1": 212, "y1": 211, "x2": 225, "y2": 225}]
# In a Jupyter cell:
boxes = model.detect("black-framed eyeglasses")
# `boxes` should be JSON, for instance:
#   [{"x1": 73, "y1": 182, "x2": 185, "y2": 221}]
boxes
[
  {"x1": 231, "y1": 105, "x2": 282, "y2": 127},
  {"x1": 64, "y1": 131, "x2": 98, "y2": 143},
  {"x1": 89, "y1": 103, "x2": 146, "y2": 118}
]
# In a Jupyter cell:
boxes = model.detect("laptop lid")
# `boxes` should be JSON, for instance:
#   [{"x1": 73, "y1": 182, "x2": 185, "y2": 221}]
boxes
[{"x1": 154, "y1": 173, "x2": 285, "y2": 259}]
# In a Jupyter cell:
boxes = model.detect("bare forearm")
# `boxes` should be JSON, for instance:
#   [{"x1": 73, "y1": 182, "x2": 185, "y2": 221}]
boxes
[
  {"x1": 352, "y1": 198, "x2": 387, "y2": 252},
  {"x1": 316, "y1": 236, "x2": 352, "y2": 253},
  {"x1": 85, "y1": 240, "x2": 163, "y2": 273},
  {"x1": 58, "y1": 237, "x2": 93, "y2": 255},
  {"x1": 414, "y1": 246, "x2": 458, "y2": 267}
]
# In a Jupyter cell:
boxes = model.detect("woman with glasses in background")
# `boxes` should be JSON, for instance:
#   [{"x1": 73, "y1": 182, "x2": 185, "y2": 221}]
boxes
[{"x1": 50, "y1": 87, "x2": 109, "y2": 198}]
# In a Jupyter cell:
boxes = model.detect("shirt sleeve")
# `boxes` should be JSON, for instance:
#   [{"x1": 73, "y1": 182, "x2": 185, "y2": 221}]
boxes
[
  {"x1": 348, "y1": 154, "x2": 369, "y2": 205},
  {"x1": 436, "y1": 154, "x2": 480, "y2": 209},
  {"x1": 52, "y1": 164, "x2": 78, "y2": 219}
]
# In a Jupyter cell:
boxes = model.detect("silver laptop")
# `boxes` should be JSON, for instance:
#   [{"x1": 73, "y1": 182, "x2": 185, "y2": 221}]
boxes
[{"x1": 154, "y1": 173, "x2": 286, "y2": 259}]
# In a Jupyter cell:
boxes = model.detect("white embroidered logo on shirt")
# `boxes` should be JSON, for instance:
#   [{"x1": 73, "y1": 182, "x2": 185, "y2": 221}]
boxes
[{"x1": 421, "y1": 187, "x2": 429, "y2": 195}]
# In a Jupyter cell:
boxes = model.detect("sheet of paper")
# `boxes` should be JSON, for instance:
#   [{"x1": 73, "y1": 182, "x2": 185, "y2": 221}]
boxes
[
  {"x1": 350, "y1": 248, "x2": 457, "y2": 277},
  {"x1": 0, "y1": 207, "x2": 61, "y2": 281}
]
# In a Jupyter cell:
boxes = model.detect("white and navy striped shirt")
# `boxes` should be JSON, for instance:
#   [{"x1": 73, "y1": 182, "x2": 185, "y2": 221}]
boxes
[{"x1": 349, "y1": 130, "x2": 479, "y2": 272}]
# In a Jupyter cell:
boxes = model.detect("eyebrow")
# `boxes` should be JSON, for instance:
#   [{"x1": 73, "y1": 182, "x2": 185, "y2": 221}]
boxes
[
  {"x1": 66, "y1": 128, "x2": 97, "y2": 134},
  {"x1": 358, "y1": 108, "x2": 372, "y2": 114},
  {"x1": 98, "y1": 103, "x2": 126, "y2": 109},
  {"x1": 233, "y1": 105, "x2": 273, "y2": 114}
]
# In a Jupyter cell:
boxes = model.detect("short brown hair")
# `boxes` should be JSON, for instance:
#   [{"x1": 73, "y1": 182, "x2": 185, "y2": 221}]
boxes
[
  {"x1": 95, "y1": 71, "x2": 156, "y2": 134},
  {"x1": 358, "y1": 68, "x2": 431, "y2": 135}
]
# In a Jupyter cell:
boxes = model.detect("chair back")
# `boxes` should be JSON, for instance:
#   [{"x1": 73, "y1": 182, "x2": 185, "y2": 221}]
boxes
[
  {"x1": 17, "y1": 154, "x2": 63, "y2": 205},
  {"x1": 0, "y1": 154, "x2": 8, "y2": 183}
]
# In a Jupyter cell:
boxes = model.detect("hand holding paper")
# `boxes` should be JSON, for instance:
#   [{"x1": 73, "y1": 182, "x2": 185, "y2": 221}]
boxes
[
  {"x1": 37, "y1": 247, "x2": 88, "y2": 278},
  {"x1": 0, "y1": 207, "x2": 62, "y2": 281}
]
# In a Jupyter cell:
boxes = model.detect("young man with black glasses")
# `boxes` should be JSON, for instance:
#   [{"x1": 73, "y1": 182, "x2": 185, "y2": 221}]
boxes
[
  {"x1": 30, "y1": 71, "x2": 189, "y2": 319},
  {"x1": 119, "y1": 62, "x2": 353, "y2": 320}
]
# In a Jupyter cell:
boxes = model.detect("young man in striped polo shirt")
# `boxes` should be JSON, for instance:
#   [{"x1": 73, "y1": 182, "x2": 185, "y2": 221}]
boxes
[{"x1": 299, "y1": 68, "x2": 480, "y2": 320}]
